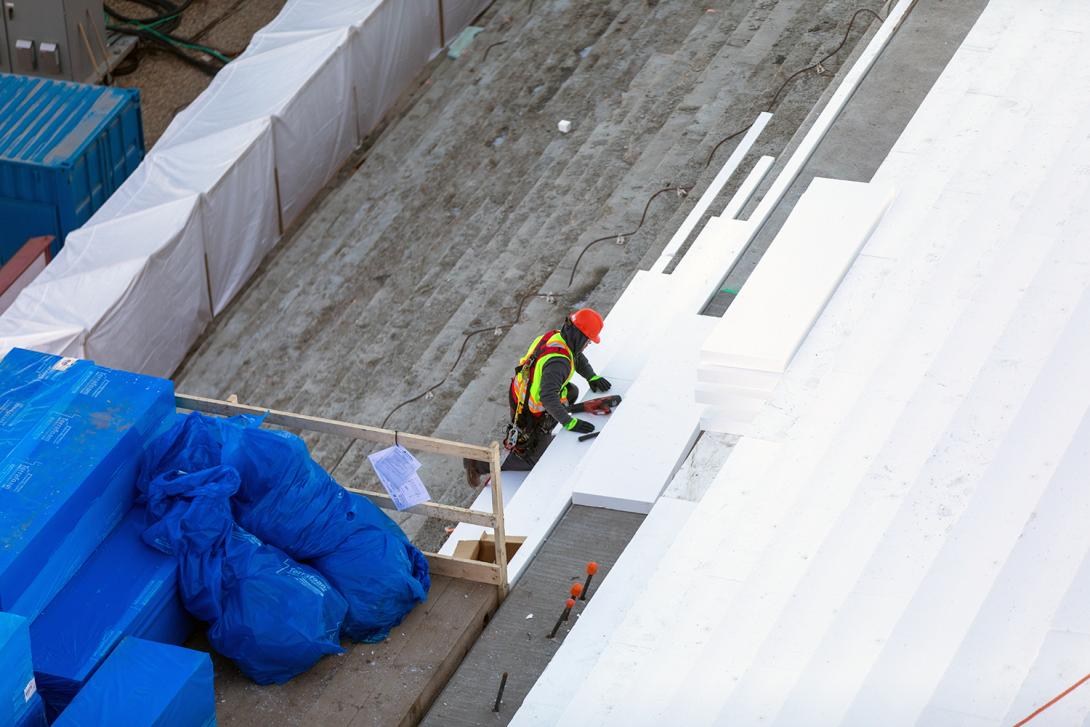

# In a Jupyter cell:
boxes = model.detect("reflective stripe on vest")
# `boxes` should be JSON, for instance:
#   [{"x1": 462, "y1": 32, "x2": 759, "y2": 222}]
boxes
[{"x1": 510, "y1": 330, "x2": 575, "y2": 416}]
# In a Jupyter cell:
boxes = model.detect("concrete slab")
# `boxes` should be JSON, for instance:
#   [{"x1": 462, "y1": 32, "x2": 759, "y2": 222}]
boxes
[{"x1": 422, "y1": 505, "x2": 643, "y2": 727}]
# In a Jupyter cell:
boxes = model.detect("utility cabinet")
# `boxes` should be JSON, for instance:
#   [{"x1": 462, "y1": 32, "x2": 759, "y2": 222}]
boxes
[{"x1": 0, "y1": 0, "x2": 106, "y2": 83}]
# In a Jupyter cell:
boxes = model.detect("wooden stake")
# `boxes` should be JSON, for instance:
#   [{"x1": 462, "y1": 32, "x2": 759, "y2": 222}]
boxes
[
  {"x1": 87, "y1": 9, "x2": 113, "y2": 83},
  {"x1": 438, "y1": 0, "x2": 446, "y2": 47},
  {"x1": 273, "y1": 167, "x2": 285, "y2": 235},
  {"x1": 77, "y1": 23, "x2": 100, "y2": 78},
  {"x1": 489, "y1": 441, "x2": 510, "y2": 599},
  {"x1": 493, "y1": 672, "x2": 508, "y2": 713}
]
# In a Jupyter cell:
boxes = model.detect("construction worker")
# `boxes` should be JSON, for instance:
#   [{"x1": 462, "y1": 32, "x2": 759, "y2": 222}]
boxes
[
  {"x1": 465, "y1": 308, "x2": 612, "y2": 485},
  {"x1": 509, "y1": 307, "x2": 611, "y2": 437}
]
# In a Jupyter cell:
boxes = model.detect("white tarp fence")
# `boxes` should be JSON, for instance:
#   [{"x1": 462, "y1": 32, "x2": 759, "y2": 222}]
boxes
[{"x1": 0, "y1": 0, "x2": 488, "y2": 377}]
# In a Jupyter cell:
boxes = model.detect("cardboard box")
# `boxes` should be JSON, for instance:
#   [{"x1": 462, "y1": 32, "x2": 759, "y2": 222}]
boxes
[{"x1": 453, "y1": 532, "x2": 526, "y2": 564}]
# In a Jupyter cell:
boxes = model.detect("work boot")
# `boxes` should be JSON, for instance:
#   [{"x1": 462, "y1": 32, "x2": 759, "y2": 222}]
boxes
[{"x1": 463, "y1": 458, "x2": 483, "y2": 489}]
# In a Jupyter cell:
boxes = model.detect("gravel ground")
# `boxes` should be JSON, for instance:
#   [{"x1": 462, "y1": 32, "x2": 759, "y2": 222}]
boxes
[{"x1": 107, "y1": 0, "x2": 287, "y2": 144}]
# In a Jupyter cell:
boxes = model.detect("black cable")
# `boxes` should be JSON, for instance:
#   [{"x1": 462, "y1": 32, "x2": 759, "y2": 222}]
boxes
[
  {"x1": 105, "y1": 0, "x2": 236, "y2": 76},
  {"x1": 380, "y1": 290, "x2": 553, "y2": 429},
  {"x1": 109, "y1": 27, "x2": 224, "y2": 75},
  {"x1": 482, "y1": 40, "x2": 507, "y2": 62},
  {"x1": 191, "y1": 0, "x2": 251, "y2": 43},
  {"x1": 705, "y1": 7, "x2": 884, "y2": 167},
  {"x1": 566, "y1": 185, "x2": 690, "y2": 287}
]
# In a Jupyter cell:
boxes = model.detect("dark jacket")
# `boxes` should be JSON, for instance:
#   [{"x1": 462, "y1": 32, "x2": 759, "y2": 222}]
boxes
[{"x1": 537, "y1": 321, "x2": 596, "y2": 427}]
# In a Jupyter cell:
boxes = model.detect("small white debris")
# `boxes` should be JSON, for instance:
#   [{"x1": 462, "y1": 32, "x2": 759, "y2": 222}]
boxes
[
  {"x1": 558, "y1": 119, "x2": 572, "y2": 134},
  {"x1": 525, "y1": 613, "x2": 534, "y2": 620}
]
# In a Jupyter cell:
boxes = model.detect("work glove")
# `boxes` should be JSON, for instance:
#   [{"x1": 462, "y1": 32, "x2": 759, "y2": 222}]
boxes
[
  {"x1": 565, "y1": 418, "x2": 595, "y2": 435},
  {"x1": 588, "y1": 375, "x2": 612, "y2": 393}
]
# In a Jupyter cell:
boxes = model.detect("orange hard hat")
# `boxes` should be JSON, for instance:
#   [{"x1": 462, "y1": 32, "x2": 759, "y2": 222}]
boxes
[{"x1": 569, "y1": 308, "x2": 603, "y2": 344}]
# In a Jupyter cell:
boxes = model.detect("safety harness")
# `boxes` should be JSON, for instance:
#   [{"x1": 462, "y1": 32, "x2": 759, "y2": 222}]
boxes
[{"x1": 504, "y1": 330, "x2": 573, "y2": 452}]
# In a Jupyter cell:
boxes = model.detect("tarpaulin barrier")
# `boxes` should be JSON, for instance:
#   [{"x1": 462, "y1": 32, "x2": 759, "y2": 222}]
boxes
[{"x1": 0, "y1": 0, "x2": 491, "y2": 377}]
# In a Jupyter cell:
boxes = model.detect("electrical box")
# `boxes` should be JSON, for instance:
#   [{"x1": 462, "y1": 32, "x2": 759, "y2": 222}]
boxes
[{"x1": 0, "y1": 0, "x2": 106, "y2": 83}]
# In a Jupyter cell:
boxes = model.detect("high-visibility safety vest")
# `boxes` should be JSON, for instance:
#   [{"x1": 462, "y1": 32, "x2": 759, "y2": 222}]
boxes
[{"x1": 510, "y1": 330, "x2": 575, "y2": 416}]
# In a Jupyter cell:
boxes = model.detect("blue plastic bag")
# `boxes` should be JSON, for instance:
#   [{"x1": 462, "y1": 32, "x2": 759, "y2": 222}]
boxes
[
  {"x1": 312, "y1": 512, "x2": 431, "y2": 642},
  {"x1": 219, "y1": 425, "x2": 431, "y2": 640},
  {"x1": 142, "y1": 466, "x2": 346, "y2": 684},
  {"x1": 142, "y1": 413, "x2": 430, "y2": 643}
]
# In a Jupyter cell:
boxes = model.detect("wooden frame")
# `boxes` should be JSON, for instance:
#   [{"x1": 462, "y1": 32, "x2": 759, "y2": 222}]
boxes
[{"x1": 175, "y1": 394, "x2": 510, "y2": 599}]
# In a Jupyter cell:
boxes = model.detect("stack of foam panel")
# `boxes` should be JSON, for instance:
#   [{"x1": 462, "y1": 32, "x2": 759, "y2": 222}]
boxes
[
  {"x1": 31, "y1": 508, "x2": 193, "y2": 720},
  {"x1": 0, "y1": 613, "x2": 47, "y2": 727},
  {"x1": 0, "y1": 348, "x2": 175, "y2": 619},
  {"x1": 53, "y1": 637, "x2": 214, "y2": 727},
  {"x1": 697, "y1": 179, "x2": 893, "y2": 434}
]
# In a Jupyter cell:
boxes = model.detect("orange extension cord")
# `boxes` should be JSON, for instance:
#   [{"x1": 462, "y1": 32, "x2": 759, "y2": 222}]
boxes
[{"x1": 1012, "y1": 671, "x2": 1090, "y2": 726}]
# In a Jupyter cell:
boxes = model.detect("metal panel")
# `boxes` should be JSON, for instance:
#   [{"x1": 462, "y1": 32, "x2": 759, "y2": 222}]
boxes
[{"x1": 1, "y1": 0, "x2": 104, "y2": 82}]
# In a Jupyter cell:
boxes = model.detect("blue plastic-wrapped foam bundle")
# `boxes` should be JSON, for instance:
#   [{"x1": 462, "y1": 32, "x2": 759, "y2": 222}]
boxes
[
  {"x1": 0, "y1": 348, "x2": 175, "y2": 619},
  {"x1": 31, "y1": 507, "x2": 192, "y2": 719},
  {"x1": 0, "y1": 612, "x2": 45, "y2": 727},
  {"x1": 52, "y1": 637, "x2": 214, "y2": 727},
  {"x1": 143, "y1": 465, "x2": 347, "y2": 684},
  {"x1": 141, "y1": 413, "x2": 430, "y2": 643}
]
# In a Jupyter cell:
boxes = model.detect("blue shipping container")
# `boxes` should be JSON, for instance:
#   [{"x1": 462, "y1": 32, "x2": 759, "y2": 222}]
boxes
[{"x1": 0, "y1": 74, "x2": 144, "y2": 265}]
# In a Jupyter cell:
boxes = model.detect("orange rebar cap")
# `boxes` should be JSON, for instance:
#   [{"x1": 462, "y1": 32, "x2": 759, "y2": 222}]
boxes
[
  {"x1": 586, "y1": 562, "x2": 599, "y2": 575},
  {"x1": 570, "y1": 308, "x2": 604, "y2": 344},
  {"x1": 565, "y1": 598, "x2": 576, "y2": 609},
  {"x1": 570, "y1": 583, "x2": 584, "y2": 598}
]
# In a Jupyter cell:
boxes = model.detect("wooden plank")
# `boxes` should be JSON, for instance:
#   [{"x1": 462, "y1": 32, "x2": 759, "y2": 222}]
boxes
[
  {"x1": 367, "y1": 578, "x2": 498, "y2": 727},
  {"x1": 345, "y1": 486, "x2": 496, "y2": 527},
  {"x1": 285, "y1": 576, "x2": 497, "y2": 727},
  {"x1": 488, "y1": 441, "x2": 510, "y2": 599},
  {"x1": 175, "y1": 393, "x2": 493, "y2": 461},
  {"x1": 426, "y1": 554, "x2": 502, "y2": 585}
]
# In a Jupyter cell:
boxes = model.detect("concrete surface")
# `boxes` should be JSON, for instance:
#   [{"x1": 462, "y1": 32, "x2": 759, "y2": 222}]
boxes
[
  {"x1": 175, "y1": 0, "x2": 875, "y2": 554},
  {"x1": 108, "y1": 0, "x2": 289, "y2": 144},
  {"x1": 422, "y1": 505, "x2": 644, "y2": 726}
]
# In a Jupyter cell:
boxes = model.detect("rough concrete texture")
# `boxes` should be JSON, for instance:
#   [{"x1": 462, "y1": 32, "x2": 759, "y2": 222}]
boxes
[
  {"x1": 175, "y1": 0, "x2": 876, "y2": 557},
  {"x1": 422, "y1": 506, "x2": 644, "y2": 726},
  {"x1": 705, "y1": 0, "x2": 990, "y2": 314},
  {"x1": 108, "y1": 0, "x2": 288, "y2": 144}
]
